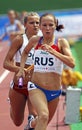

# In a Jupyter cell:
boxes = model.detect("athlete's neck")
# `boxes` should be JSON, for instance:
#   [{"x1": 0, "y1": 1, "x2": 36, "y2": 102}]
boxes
[
  {"x1": 10, "y1": 20, "x2": 14, "y2": 24},
  {"x1": 43, "y1": 36, "x2": 55, "y2": 46},
  {"x1": 25, "y1": 32, "x2": 34, "y2": 40}
]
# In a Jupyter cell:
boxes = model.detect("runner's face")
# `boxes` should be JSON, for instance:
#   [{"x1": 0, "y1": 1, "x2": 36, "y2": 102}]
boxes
[
  {"x1": 25, "y1": 16, "x2": 40, "y2": 35},
  {"x1": 40, "y1": 16, "x2": 56, "y2": 38},
  {"x1": 8, "y1": 11, "x2": 16, "y2": 23}
]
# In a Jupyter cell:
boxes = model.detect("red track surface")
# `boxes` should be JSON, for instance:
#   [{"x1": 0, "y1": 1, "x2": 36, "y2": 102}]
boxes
[{"x1": 0, "y1": 41, "x2": 70, "y2": 130}]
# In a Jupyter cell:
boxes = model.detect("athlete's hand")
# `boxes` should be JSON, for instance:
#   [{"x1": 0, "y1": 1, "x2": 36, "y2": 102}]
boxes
[
  {"x1": 16, "y1": 69, "x2": 25, "y2": 80},
  {"x1": 41, "y1": 44, "x2": 55, "y2": 54}
]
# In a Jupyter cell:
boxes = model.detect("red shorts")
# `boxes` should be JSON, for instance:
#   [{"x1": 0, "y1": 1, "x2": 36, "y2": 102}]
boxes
[{"x1": 13, "y1": 83, "x2": 28, "y2": 96}]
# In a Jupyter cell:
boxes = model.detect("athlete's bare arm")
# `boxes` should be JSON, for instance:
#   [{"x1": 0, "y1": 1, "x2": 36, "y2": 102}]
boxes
[
  {"x1": 41, "y1": 38, "x2": 75, "y2": 68},
  {"x1": 0, "y1": 33, "x2": 6, "y2": 41},
  {"x1": 3, "y1": 35, "x2": 23, "y2": 73},
  {"x1": 58, "y1": 38, "x2": 75, "y2": 68},
  {"x1": 17, "y1": 36, "x2": 40, "y2": 78}
]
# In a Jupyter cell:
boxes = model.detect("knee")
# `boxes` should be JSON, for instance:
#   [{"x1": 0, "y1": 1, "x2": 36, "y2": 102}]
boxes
[
  {"x1": 10, "y1": 112, "x2": 24, "y2": 126},
  {"x1": 13, "y1": 119, "x2": 23, "y2": 126},
  {"x1": 39, "y1": 112, "x2": 49, "y2": 124}
]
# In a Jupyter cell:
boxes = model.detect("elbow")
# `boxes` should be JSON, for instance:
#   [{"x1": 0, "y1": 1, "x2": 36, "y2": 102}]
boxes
[
  {"x1": 3, "y1": 61, "x2": 7, "y2": 69},
  {"x1": 70, "y1": 62, "x2": 75, "y2": 68},
  {"x1": 65, "y1": 57, "x2": 75, "y2": 68},
  {"x1": 3, "y1": 60, "x2": 8, "y2": 70},
  {"x1": 69, "y1": 59, "x2": 75, "y2": 68}
]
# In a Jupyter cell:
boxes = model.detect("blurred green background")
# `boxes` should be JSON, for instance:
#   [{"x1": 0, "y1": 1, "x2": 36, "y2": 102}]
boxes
[{"x1": 0, "y1": 0, "x2": 82, "y2": 14}]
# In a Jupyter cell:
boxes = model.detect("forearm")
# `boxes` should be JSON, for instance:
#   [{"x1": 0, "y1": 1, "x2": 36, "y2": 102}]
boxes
[
  {"x1": 0, "y1": 34, "x2": 6, "y2": 40},
  {"x1": 53, "y1": 51, "x2": 75, "y2": 68},
  {"x1": 3, "y1": 61, "x2": 20, "y2": 73},
  {"x1": 20, "y1": 50, "x2": 28, "y2": 70}
]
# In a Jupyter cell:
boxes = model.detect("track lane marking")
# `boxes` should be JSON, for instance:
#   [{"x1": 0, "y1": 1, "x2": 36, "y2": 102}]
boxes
[{"x1": 0, "y1": 70, "x2": 10, "y2": 84}]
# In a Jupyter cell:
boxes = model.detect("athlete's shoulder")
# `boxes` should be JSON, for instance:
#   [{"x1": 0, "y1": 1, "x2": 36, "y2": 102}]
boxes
[
  {"x1": 58, "y1": 37, "x2": 69, "y2": 46},
  {"x1": 59, "y1": 37, "x2": 68, "y2": 42},
  {"x1": 30, "y1": 35, "x2": 40, "y2": 41},
  {"x1": 14, "y1": 34, "x2": 23, "y2": 42},
  {"x1": 29, "y1": 35, "x2": 40, "y2": 45},
  {"x1": 12, "y1": 34, "x2": 23, "y2": 48}
]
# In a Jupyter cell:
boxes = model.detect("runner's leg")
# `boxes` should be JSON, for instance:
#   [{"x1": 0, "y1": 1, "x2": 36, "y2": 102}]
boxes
[{"x1": 9, "y1": 88, "x2": 27, "y2": 126}]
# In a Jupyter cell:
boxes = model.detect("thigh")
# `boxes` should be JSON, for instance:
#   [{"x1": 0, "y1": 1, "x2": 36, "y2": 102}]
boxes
[
  {"x1": 9, "y1": 88, "x2": 27, "y2": 117},
  {"x1": 48, "y1": 97, "x2": 59, "y2": 122},
  {"x1": 29, "y1": 89, "x2": 49, "y2": 115}
]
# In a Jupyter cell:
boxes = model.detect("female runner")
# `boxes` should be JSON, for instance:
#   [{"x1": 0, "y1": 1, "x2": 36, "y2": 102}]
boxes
[
  {"x1": 0, "y1": 10, "x2": 24, "y2": 45},
  {"x1": 17, "y1": 13, "x2": 75, "y2": 130},
  {"x1": 3, "y1": 12, "x2": 40, "y2": 128}
]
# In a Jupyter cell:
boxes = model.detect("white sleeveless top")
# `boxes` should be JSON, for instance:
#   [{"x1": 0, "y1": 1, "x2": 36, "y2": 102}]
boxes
[
  {"x1": 5, "y1": 20, "x2": 20, "y2": 36},
  {"x1": 14, "y1": 34, "x2": 34, "y2": 65},
  {"x1": 33, "y1": 37, "x2": 64, "y2": 75},
  {"x1": 34, "y1": 49, "x2": 63, "y2": 75}
]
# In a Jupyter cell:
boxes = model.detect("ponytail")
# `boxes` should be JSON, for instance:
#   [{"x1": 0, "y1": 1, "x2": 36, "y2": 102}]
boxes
[{"x1": 56, "y1": 19, "x2": 64, "y2": 32}]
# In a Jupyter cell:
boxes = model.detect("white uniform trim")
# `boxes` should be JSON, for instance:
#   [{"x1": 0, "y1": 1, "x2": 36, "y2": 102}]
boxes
[{"x1": 28, "y1": 81, "x2": 37, "y2": 91}]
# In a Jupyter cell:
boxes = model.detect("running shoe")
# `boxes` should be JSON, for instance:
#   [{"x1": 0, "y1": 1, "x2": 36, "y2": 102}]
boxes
[{"x1": 24, "y1": 115, "x2": 34, "y2": 130}]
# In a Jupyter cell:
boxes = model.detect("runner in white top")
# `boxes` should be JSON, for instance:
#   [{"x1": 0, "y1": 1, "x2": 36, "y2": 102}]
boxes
[
  {"x1": 3, "y1": 12, "x2": 40, "y2": 128},
  {"x1": 0, "y1": 10, "x2": 24, "y2": 45}
]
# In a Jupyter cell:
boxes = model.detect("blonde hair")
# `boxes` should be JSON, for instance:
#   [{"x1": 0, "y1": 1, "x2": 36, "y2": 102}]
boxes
[{"x1": 24, "y1": 12, "x2": 40, "y2": 24}]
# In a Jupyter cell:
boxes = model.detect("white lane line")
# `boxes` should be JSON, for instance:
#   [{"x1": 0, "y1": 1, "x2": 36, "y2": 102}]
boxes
[{"x1": 0, "y1": 70, "x2": 10, "y2": 84}]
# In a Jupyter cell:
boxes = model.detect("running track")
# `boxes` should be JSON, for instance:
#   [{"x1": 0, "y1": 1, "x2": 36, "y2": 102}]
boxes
[{"x1": 0, "y1": 41, "x2": 70, "y2": 130}]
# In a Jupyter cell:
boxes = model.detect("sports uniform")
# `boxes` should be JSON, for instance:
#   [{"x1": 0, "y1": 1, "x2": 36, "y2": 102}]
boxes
[
  {"x1": 10, "y1": 34, "x2": 34, "y2": 96},
  {"x1": 28, "y1": 37, "x2": 63, "y2": 101}
]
